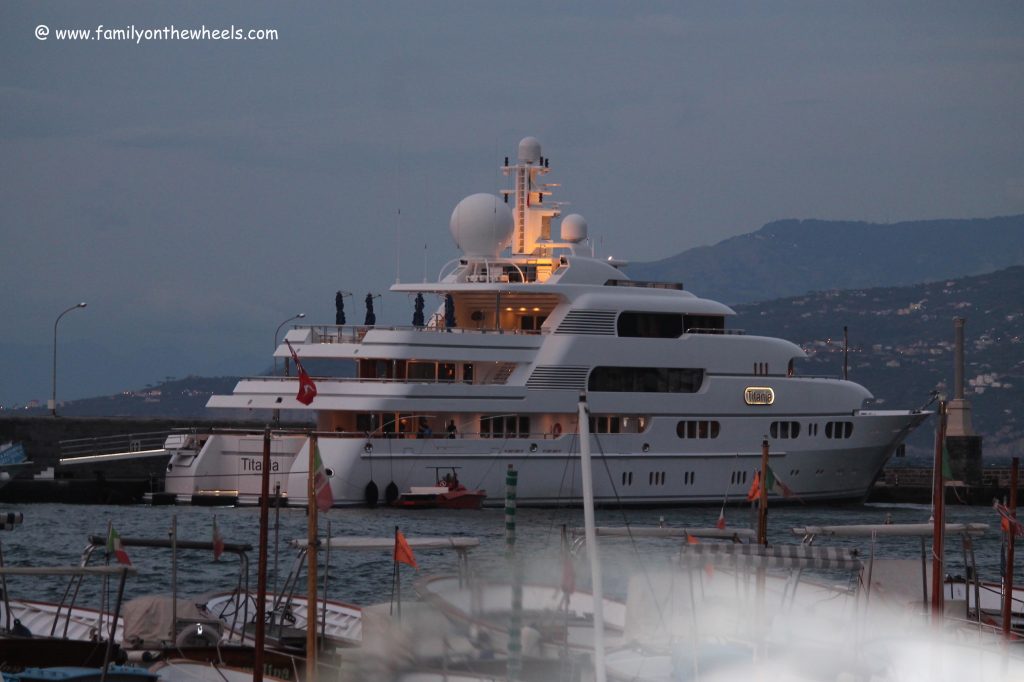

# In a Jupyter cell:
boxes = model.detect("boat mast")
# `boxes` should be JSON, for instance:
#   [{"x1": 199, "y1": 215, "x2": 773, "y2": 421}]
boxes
[
  {"x1": 502, "y1": 137, "x2": 559, "y2": 257},
  {"x1": 577, "y1": 392, "x2": 607, "y2": 682}
]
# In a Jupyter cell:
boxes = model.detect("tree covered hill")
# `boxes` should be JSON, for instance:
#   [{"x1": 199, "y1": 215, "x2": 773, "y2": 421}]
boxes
[{"x1": 734, "y1": 266, "x2": 1024, "y2": 459}]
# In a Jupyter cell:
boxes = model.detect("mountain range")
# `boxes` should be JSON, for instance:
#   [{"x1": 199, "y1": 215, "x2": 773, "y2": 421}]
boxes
[{"x1": 626, "y1": 214, "x2": 1024, "y2": 305}]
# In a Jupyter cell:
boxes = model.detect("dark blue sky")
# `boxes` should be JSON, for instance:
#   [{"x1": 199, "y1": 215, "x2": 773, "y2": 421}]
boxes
[{"x1": 2, "y1": 2, "x2": 1022, "y2": 406}]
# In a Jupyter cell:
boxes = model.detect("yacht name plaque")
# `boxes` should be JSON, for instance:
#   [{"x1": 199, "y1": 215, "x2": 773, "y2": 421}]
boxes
[{"x1": 744, "y1": 387, "x2": 775, "y2": 406}]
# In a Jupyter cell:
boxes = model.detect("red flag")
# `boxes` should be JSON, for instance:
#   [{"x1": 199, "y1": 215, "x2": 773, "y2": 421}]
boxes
[
  {"x1": 312, "y1": 443, "x2": 333, "y2": 512},
  {"x1": 715, "y1": 509, "x2": 727, "y2": 530},
  {"x1": 394, "y1": 529, "x2": 418, "y2": 569},
  {"x1": 106, "y1": 525, "x2": 131, "y2": 566},
  {"x1": 212, "y1": 516, "x2": 224, "y2": 562},
  {"x1": 286, "y1": 340, "x2": 317, "y2": 405},
  {"x1": 746, "y1": 470, "x2": 761, "y2": 502},
  {"x1": 995, "y1": 502, "x2": 1024, "y2": 537}
]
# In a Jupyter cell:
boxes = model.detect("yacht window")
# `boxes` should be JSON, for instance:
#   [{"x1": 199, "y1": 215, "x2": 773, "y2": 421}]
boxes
[
  {"x1": 617, "y1": 312, "x2": 683, "y2": 338},
  {"x1": 683, "y1": 315, "x2": 725, "y2": 333},
  {"x1": 463, "y1": 363, "x2": 474, "y2": 383},
  {"x1": 481, "y1": 415, "x2": 531, "y2": 439},
  {"x1": 770, "y1": 421, "x2": 800, "y2": 439},
  {"x1": 824, "y1": 421, "x2": 854, "y2": 439},
  {"x1": 407, "y1": 362, "x2": 436, "y2": 381},
  {"x1": 439, "y1": 363, "x2": 456, "y2": 383},
  {"x1": 589, "y1": 416, "x2": 623, "y2": 434},
  {"x1": 676, "y1": 420, "x2": 721, "y2": 439},
  {"x1": 589, "y1": 367, "x2": 704, "y2": 393}
]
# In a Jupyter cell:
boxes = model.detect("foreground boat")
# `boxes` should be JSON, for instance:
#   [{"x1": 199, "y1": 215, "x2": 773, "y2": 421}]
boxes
[{"x1": 162, "y1": 137, "x2": 927, "y2": 508}]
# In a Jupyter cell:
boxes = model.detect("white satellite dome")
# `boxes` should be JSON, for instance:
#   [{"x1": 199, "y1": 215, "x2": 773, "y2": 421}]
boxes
[
  {"x1": 518, "y1": 137, "x2": 542, "y2": 164},
  {"x1": 560, "y1": 214, "x2": 588, "y2": 243},
  {"x1": 449, "y1": 193, "x2": 514, "y2": 258}
]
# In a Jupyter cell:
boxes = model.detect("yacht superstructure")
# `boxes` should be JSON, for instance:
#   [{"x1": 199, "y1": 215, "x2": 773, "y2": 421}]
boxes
[{"x1": 164, "y1": 137, "x2": 927, "y2": 507}]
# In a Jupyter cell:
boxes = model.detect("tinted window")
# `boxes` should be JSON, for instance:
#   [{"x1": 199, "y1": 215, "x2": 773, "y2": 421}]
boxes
[
  {"x1": 617, "y1": 312, "x2": 683, "y2": 338},
  {"x1": 588, "y1": 367, "x2": 704, "y2": 393}
]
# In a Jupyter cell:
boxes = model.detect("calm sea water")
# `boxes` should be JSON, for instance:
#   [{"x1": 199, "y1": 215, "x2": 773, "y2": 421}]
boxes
[{"x1": 0, "y1": 502, "x2": 1019, "y2": 610}]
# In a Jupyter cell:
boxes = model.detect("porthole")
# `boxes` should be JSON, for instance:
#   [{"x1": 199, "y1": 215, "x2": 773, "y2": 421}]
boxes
[
  {"x1": 530, "y1": 443, "x2": 538, "y2": 453},
  {"x1": 642, "y1": 443, "x2": 650, "y2": 452},
  {"x1": 364, "y1": 442, "x2": 373, "y2": 454},
  {"x1": 325, "y1": 468, "x2": 334, "y2": 477}
]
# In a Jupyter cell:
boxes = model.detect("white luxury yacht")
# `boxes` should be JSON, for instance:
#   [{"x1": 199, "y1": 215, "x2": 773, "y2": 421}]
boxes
[{"x1": 164, "y1": 137, "x2": 927, "y2": 507}]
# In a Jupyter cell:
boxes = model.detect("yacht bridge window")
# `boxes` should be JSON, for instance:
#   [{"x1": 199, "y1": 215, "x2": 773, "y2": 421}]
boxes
[{"x1": 588, "y1": 367, "x2": 704, "y2": 393}]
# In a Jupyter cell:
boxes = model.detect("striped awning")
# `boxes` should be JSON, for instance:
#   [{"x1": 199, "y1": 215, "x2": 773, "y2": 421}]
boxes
[{"x1": 678, "y1": 543, "x2": 861, "y2": 571}]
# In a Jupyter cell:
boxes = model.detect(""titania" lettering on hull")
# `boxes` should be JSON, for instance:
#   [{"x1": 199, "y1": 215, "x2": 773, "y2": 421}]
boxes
[
  {"x1": 744, "y1": 386, "x2": 775, "y2": 405},
  {"x1": 240, "y1": 457, "x2": 280, "y2": 472}
]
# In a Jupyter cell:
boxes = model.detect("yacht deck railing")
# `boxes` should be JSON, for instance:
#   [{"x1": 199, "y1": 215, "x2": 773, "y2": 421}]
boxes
[{"x1": 304, "y1": 324, "x2": 544, "y2": 344}]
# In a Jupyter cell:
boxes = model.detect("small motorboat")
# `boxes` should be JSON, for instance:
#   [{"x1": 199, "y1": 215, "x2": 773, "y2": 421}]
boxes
[
  {"x1": 392, "y1": 467, "x2": 486, "y2": 509},
  {"x1": 392, "y1": 485, "x2": 486, "y2": 510}
]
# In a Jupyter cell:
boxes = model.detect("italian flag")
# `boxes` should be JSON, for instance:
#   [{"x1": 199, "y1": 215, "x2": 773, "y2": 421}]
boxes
[
  {"x1": 765, "y1": 466, "x2": 795, "y2": 498},
  {"x1": 106, "y1": 525, "x2": 131, "y2": 566}
]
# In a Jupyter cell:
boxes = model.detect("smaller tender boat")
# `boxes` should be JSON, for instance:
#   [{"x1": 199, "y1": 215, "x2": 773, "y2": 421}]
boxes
[
  {"x1": 391, "y1": 468, "x2": 486, "y2": 509},
  {"x1": 0, "y1": 442, "x2": 32, "y2": 490}
]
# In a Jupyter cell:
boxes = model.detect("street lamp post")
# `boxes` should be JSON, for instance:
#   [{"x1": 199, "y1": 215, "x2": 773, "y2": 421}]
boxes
[
  {"x1": 51, "y1": 302, "x2": 87, "y2": 417},
  {"x1": 274, "y1": 313, "x2": 306, "y2": 376}
]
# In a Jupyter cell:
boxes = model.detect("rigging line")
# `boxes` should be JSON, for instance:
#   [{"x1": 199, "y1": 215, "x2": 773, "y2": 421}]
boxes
[
  {"x1": 592, "y1": 432, "x2": 671, "y2": 635},
  {"x1": 546, "y1": 429, "x2": 580, "y2": 549}
]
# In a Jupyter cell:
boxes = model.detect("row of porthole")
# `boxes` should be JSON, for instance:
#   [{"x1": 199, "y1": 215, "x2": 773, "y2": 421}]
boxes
[
  {"x1": 676, "y1": 420, "x2": 721, "y2": 439},
  {"x1": 730, "y1": 470, "x2": 749, "y2": 485},
  {"x1": 619, "y1": 470, "x2": 697, "y2": 486},
  {"x1": 771, "y1": 420, "x2": 855, "y2": 440}
]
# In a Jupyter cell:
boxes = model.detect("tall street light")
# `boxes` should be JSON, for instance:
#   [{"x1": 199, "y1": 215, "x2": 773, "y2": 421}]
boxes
[
  {"x1": 51, "y1": 302, "x2": 87, "y2": 417},
  {"x1": 274, "y1": 313, "x2": 306, "y2": 376}
]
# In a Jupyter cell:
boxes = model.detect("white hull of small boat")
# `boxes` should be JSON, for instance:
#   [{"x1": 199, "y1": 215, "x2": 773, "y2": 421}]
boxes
[
  {"x1": 202, "y1": 591, "x2": 361, "y2": 650},
  {"x1": 0, "y1": 598, "x2": 124, "y2": 643},
  {"x1": 150, "y1": 659, "x2": 292, "y2": 682},
  {"x1": 416, "y1": 575, "x2": 627, "y2": 657}
]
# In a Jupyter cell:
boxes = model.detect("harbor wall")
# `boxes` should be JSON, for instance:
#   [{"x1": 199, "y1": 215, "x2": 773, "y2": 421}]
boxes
[
  {"x1": 871, "y1": 466, "x2": 1024, "y2": 505},
  {"x1": 0, "y1": 416, "x2": 268, "y2": 504}
]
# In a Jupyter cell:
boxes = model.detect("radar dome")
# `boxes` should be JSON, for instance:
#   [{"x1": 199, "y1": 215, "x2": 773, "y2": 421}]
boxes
[
  {"x1": 518, "y1": 137, "x2": 542, "y2": 163},
  {"x1": 560, "y1": 214, "x2": 588, "y2": 243},
  {"x1": 449, "y1": 193, "x2": 514, "y2": 258}
]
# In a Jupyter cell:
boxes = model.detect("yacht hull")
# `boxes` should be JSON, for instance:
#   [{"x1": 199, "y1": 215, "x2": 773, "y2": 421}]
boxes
[{"x1": 164, "y1": 410, "x2": 926, "y2": 507}]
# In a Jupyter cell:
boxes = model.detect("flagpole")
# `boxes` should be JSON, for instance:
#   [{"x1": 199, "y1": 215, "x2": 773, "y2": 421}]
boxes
[
  {"x1": 930, "y1": 402, "x2": 947, "y2": 621},
  {"x1": 394, "y1": 526, "x2": 402, "y2": 620},
  {"x1": 577, "y1": 393, "x2": 606, "y2": 682},
  {"x1": 1003, "y1": 456, "x2": 1018, "y2": 638},
  {"x1": 306, "y1": 433, "x2": 319, "y2": 679},
  {"x1": 253, "y1": 426, "x2": 272, "y2": 682},
  {"x1": 757, "y1": 439, "x2": 769, "y2": 546},
  {"x1": 170, "y1": 514, "x2": 177, "y2": 644}
]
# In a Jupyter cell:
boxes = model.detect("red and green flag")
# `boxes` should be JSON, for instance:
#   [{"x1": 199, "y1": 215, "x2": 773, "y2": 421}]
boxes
[
  {"x1": 106, "y1": 525, "x2": 131, "y2": 566},
  {"x1": 765, "y1": 466, "x2": 795, "y2": 498}
]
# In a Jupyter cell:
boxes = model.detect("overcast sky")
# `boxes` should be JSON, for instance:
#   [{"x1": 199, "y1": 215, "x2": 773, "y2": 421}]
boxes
[{"x1": 2, "y1": 2, "x2": 1022, "y2": 406}]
